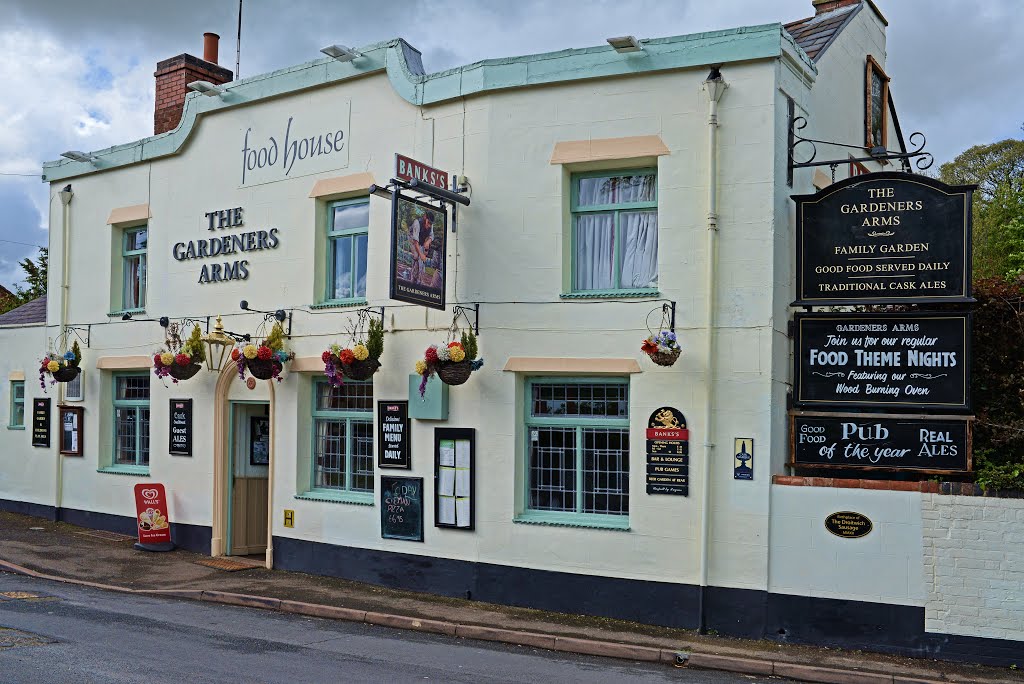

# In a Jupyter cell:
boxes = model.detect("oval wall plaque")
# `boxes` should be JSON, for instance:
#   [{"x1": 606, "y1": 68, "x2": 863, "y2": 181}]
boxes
[{"x1": 824, "y1": 511, "x2": 873, "y2": 539}]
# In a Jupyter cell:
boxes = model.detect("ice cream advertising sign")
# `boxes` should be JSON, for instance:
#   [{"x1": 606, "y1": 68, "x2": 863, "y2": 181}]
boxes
[{"x1": 133, "y1": 483, "x2": 172, "y2": 546}]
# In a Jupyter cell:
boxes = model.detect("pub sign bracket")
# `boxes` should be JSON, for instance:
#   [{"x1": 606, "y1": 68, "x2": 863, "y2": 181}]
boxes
[{"x1": 788, "y1": 116, "x2": 934, "y2": 179}]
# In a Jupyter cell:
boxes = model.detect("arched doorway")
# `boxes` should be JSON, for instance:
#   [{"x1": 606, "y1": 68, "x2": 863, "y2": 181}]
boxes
[{"x1": 211, "y1": 363, "x2": 276, "y2": 569}]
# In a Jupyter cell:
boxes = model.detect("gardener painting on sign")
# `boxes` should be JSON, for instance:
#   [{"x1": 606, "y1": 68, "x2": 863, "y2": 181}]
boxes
[{"x1": 408, "y1": 211, "x2": 434, "y2": 286}]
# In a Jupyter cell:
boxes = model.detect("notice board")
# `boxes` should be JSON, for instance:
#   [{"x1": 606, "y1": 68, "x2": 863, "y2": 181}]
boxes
[{"x1": 434, "y1": 428, "x2": 474, "y2": 530}]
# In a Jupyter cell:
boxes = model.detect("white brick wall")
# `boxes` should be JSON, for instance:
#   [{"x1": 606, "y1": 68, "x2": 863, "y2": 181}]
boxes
[{"x1": 923, "y1": 494, "x2": 1024, "y2": 640}]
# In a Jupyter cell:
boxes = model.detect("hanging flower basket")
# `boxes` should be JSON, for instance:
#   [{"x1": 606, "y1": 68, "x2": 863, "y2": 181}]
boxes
[
  {"x1": 642, "y1": 331, "x2": 681, "y2": 367},
  {"x1": 154, "y1": 324, "x2": 207, "y2": 384},
  {"x1": 415, "y1": 330, "x2": 482, "y2": 395},
  {"x1": 234, "y1": 321, "x2": 293, "y2": 383},
  {"x1": 436, "y1": 360, "x2": 472, "y2": 385},
  {"x1": 322, "y1": 317, "x2": 384, "y2": 385},
  {"x1": 39, "y1": 340, "x2": 82, "y2": 390},
  {"x1": 52, "y1": 365, "x2": 82, "y2": 383}
]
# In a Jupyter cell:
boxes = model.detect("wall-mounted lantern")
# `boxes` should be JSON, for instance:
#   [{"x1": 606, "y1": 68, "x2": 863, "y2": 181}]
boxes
[{"x1": 202, "y1": 316, "x2": 236, "y2": 373}]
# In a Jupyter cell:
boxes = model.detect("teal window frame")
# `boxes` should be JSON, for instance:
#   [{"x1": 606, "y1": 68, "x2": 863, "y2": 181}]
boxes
[
  {"x1": 121, "y1": 226, "x2": 148, "y2": 311},
  {"x1": 109, "y1": 372, "x2": 150, "y2": 472},
  {"x1": 568, "y1": 168, "x2": 658, "y2": 296},
  {"x1": 517, "y1": 377, "x2": 631, "y2": 530},
  {"x1": 9, "y1": 380, "x2": 25, "y2": 429},
  {"x1": 304, "y1": 378, "x2": 374, "y2": 504},
  {"x1": 324, "y1": 198, "x2": 369, "y2": 305}
]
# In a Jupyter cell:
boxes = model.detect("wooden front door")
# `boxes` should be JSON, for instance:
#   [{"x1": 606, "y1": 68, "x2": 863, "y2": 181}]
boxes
[{"x1": 229, "y1": 403, "x2": 270, "y2": 556}]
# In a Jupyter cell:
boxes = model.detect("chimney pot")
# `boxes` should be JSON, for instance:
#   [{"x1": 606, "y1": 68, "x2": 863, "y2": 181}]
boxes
[
  {"x1": 813, "y1": 0, "x2": 860, "y2": 13},
  {"x1": 203, "y1": 32, "x2": 220, "y2": 64}
]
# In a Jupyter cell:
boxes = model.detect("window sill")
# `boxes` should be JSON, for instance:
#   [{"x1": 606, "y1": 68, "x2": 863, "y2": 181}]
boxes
[
  {"x1": 561, "y1": 289, "x2": 659, "y2": 300},
  {"x1": 7, "y1": 425, "x2": 25, "y2": 430},
  {"x1": 107, "y1": 309, "x2": 146, "y2": 318},
  {"x1": 514, "y1": 511, "x2": 630, "y2": 531},
  {"x1": 296, "y1": 490, "x2": 374, "y2": 506},
  {"x1": 310, "y1": 299, "x2": 368, "y2": 310},
  {"x1": 97, "y1": 466, "x2": 150, "y2": 477}
]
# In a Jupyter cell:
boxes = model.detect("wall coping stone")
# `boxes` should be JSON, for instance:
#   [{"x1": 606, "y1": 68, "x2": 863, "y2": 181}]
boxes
[{"x1": 772, "y1": 475, "x2": 1024, "y2": 498}]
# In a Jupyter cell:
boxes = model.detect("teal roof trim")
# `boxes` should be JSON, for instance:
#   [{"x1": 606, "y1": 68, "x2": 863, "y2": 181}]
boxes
[{"x1": 43, "y1": 24, "x2": 815, "y2": 182}]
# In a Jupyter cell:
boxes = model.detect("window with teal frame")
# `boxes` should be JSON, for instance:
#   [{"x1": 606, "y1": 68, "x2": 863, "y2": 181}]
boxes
[
  {"x1": 9, "y1": 380, "x2": 25, "y2": 428},
  {"x1": 569, "y1": 170, "x2": 658, "y2": 296},
  {"x1": 325, "y1": 199, "x2": 369, "y2": 304},
  {"x1": 122, "y1": 226, "x2": 148, "y2": 311},
  {"x1": 111, "y1": 373, "x2": 150, "y2": 469},
  {"x1": 306, "y1": 379, "x2": 374, "y2": 503},
  {"x1": 519, "y1": 378, "x2": 630, "y2": 529}
]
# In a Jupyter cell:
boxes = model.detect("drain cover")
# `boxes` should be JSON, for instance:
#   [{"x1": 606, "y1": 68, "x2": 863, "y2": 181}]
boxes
[{"x1": 194, "y1": 557, "x2": 260, "y2": 572}]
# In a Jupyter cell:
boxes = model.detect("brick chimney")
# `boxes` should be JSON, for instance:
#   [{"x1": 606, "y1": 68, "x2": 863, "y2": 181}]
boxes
[
  {"x1": 154, "y1": 33, "x2": 233, "y2": 135},
  {"x1": 812, "y1": 0, "x2": 860, "y2": 13}
]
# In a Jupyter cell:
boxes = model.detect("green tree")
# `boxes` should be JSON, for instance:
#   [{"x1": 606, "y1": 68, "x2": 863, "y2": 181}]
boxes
[
  {"x1": 0, "y1": 247, "x2": 48, "y2": 315},
  {"x1": 939, "y1": 140, "x2": 1024, "y2": 279}
]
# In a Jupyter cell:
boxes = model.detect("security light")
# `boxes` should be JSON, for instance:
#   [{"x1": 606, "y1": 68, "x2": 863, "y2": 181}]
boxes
[
  {"x1": 606, "y1": 36, "x2": 643, "y2": 53},
  {"x1": 320, "y1": 44, "x2": 362, "y2": 62},
  {"x1": 187, "y1": 80, "x2": 225, "y2": 97},
  {"x1": 60, "y1": 151, "x2": 97, "y2": 163}
]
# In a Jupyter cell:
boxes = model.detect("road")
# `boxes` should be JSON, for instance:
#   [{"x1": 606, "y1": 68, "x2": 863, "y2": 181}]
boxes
[{"x1": 0, "y1": 573, "x2": 790, "y2": 684}]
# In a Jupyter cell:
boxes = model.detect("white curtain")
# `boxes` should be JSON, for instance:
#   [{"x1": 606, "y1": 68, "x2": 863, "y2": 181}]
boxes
[
  {"x1": 577, "y1": 174, "x2": 656, "y2": 207},
  {"x1": 574, "y1": 214, "x2": 615, "y2": 290},
  {"x1": 619, "y1": 211, "x2": 658, "y2": 289}
]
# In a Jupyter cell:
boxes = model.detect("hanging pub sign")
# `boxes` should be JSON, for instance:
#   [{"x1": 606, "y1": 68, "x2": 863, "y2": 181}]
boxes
[
  {"x1": 646, "y1": 407, "x2": 689, "y2": 496},
  {"x1": 793, "y1": 172, "x2": 975, "y2": 306},
  {"x1": 31, "y1": 398, "x2": 51, "y2": 448},
  {"x1": 793, "y1": 312, "x2": 970, "y2": 412},
  {"x1": 377, "y1": 400, "x2": 411, "y2": 469},
  {"x1": 395, "y1": 153, "x2": 450, "y2": 190},
  {"x1": 389, "y1": 193, "x2": 447, "y2": 309},
  {"x1": 791, "y1": 412, "x2": 970, "y2": 473},
  {"x1": 169, "y1": 399, "x2": 192, "y2": 456}
]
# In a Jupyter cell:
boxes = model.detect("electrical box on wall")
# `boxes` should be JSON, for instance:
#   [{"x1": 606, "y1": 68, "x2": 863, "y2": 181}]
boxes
[{"x1": 408, "y1": 373, "x2": 449, "y2": 420}]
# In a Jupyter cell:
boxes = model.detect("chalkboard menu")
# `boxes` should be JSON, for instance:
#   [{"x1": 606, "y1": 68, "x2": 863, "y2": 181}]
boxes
[
  {"x1": 31, "y1": 398, "x2": 50, "y2": 448},
  {"x1": 792, "y1": 412, "x2": 970, "y2": 472},
  {"x1": 169, "y1": 399, "x2": 192, "y2": 456},
  {"x1": 646, "y1": 407, "x2": 689, "y2": 496},
  {"x1": 380, "y1": 476, "x2": 424, "y2": 542},
  {"x1": 792, "y1": 172, "x2": 974, "y2": 305},
  {"x1": 377, "y1": 401, "x2": 410, "y2": 469},
  {"x1": 794, "y1": 312, "x2": 970, "y2": 412}
]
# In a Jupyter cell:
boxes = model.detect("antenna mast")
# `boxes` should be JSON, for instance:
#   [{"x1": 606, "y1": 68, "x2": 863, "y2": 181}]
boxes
[{"x1": 235, "y1": 0, "x2": 242, "y2": 79}]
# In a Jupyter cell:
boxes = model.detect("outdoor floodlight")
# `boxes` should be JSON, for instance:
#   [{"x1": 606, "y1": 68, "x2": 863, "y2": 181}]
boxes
[
  {"x1": 321, "y1": 44, "x2": 363, "y2": 62},
  {"x1": 60, "y1": 151, "x2": 97, "y2": 163},
  {"x1": 187, "y1": 80, "x2": 225, "y2": 97},
  {"x1": 607, "y1": 35, "x2": 643, "y2": 53}
]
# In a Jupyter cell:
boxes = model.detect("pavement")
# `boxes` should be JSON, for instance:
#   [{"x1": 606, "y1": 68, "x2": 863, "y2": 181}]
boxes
[{"x1": 1, "y1": 510, "x2": 1022, "y2": 684}]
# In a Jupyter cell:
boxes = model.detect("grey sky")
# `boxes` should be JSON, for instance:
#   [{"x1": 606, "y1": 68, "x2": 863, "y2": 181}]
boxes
[{"x1": 0, "y1": 0, "x2": 1020, "y2": 290}]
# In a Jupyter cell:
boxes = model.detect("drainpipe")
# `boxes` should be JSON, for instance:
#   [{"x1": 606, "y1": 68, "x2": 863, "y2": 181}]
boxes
[
  {"x1": 698, "y1": 68, "x2": 727, "y2": 634},
  {"x1": 56, "y1": 184, "x2": 74, "y2": 519}
]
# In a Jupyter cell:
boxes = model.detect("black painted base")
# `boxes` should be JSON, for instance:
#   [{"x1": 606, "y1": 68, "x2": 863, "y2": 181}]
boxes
[
  {"x1": 0, "y1": 498, "x2": 211, "y2": 555},
  {"x1": 274, "y1": 535, "x2": 1024, "y2": 667}
]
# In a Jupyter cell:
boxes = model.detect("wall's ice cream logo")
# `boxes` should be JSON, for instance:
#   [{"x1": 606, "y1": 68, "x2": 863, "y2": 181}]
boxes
[{"x1": 140, "y1": 488, "x2": 159, "y2": 501}]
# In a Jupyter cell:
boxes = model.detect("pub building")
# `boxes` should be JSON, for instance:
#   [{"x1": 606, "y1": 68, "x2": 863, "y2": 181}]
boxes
[{"x1": 2, "y1": 0, "x2": 1019, "y2": 664}]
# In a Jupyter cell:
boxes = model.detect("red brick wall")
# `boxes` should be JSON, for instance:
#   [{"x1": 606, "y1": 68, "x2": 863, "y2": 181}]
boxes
[{"x1": 154, "y1": 54, "x2": 233, "y2": 135}]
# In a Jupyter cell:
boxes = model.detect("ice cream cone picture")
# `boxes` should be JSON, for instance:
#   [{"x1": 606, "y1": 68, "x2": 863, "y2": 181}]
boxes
[{"x1": 138, "y1": 507, "x2": 168, "y2": 531}]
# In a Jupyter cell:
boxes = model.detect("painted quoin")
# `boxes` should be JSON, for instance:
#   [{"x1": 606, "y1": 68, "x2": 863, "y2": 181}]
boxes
[{"x1": 1, "y1": 0, "x2": 1021, "y2": 665}]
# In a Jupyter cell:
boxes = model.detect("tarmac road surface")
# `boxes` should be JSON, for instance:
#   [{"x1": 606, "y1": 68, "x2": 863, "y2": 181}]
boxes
[{"x1": 0, "y1": 573, "x2": 793, "y2": 684}]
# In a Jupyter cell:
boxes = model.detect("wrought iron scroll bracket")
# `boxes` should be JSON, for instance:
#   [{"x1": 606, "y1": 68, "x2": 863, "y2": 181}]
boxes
[
  {"x1": 58, "y1": 325, "x2": 90, "y2": 349},
  {"x1": 453, "y1": 304, "x2": 480, "y2": 336},
  {"x1": 239, "y1": 300, "x2": 292, "y2": 337},
  {"x1": 158, "y1": 316, "x2": 210, "y2": 334},
  {"x1": 664, "y1": 301, "x2": 676, "y2": 334},
  {"x1": 788, "y1": 116, "x2": 934, "y2": 176}
]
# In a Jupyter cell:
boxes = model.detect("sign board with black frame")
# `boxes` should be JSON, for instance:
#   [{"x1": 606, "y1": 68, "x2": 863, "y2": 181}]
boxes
[
  {"x1": 793, "y1": 312, "x2": 970, "y2": 413},
  {"x1": 32, "y1": 398, "x2": 50, "y2": 448},
  {"x1": 169, "y1": 399, "x2": 192, "y2": 456},
  {"x1": 389, "y1": 193, "x2": 447, "y2": 310},
  {"x1": 791, "y1": 411, "x2": 971, "y2": 473},
  {"x1": 59, "y1": 405, "x2": 84, "y2": 457},
  {"x1": 377, "y1": 400, "x2": 410, "y2": 469},
  {"x1": 380, "y1": 475, "x2": 424, "y2": 542},
  {"x1": 434, "y1": 428, "x2": 474, "y2": 530},
  {"x1": 792, "y1": 172, "x2": 974, "y2": 306}
]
